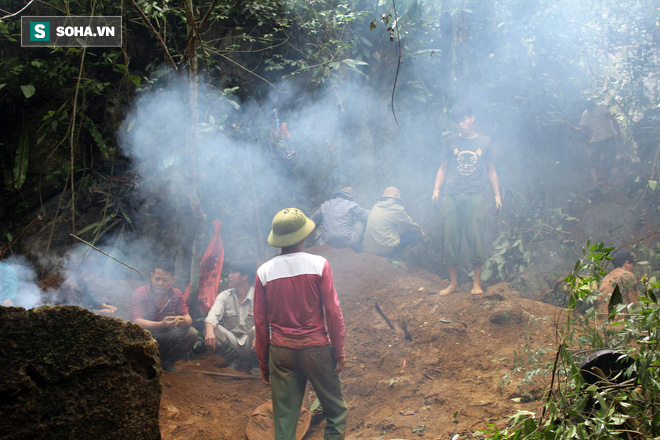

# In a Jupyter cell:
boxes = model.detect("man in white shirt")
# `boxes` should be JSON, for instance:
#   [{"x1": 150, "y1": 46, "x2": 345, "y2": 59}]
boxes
[{"x1": 204, "y1": 261, "x2": 258, "y2": 372}]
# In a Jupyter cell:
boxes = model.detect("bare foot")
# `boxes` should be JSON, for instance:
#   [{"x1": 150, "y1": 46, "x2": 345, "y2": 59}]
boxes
[
  {"x1": 439, "y1": 284, "x2": 458, "y2": 296},
  {"x1": 471, "y1": 284, "x2": 483, "y2": 295}
]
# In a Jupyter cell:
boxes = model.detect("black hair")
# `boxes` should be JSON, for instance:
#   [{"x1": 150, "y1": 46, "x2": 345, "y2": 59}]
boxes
[
  {"x1": 227, "y1": 261, "x2": 257, "y2": 285},
  {"x1": 153, "y1": 259, "x2": 176, "y2": 276},
  {"x1": 612, "y1": 249, "x2": 635, "y2": 269},
  {"x1": 450, "y1": 103, "x2": 474, "y2": 122}
]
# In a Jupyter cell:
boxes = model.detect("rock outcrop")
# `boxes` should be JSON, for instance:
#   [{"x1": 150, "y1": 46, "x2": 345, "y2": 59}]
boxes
[{"x1": 0, "y1": 305, "x2": 162, "y2": 439}]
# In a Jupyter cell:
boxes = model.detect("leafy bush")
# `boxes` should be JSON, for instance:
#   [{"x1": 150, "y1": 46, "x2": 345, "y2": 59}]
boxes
[{"x1": 483, "y1": 241, "x2": 660, "y2": 439}]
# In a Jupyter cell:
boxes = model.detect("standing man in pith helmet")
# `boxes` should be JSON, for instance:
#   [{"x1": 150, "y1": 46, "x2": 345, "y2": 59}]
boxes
[
  {"x1": 432, "y1": 103, "x2": 502, "y2": 296},
  {"x1": 254, "y1": 208, "x2": 348, "y2": 440}
]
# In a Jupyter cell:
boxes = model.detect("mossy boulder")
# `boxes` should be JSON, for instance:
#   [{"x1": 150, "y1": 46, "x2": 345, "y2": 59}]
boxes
[{"x1": 0, "y1": 305, "x2": 162, "y2": 439}]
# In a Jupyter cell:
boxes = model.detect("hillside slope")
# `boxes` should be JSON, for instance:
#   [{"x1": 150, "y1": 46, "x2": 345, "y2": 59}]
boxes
[{"x1": 145, "y1": 245, "x2": 565, "y2": 439}]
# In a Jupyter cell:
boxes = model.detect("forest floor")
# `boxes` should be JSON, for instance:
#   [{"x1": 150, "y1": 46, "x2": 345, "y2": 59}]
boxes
[{"x1": 96, "y1": 245, "x2": 568, "y2": 440}]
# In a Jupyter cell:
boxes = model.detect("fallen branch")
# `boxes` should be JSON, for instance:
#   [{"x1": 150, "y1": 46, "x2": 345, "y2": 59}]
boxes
[
  {"x1": 399, "y1": 319, "x2": 413, "y2": 342},
  {"x1": 69, "y1": 234, "x2": 144, "y2": 275},
  {"x1": 185, "y1": 369, "x2": 262, "y2": 380},
  {"x1": 374, "y1": 301, "x2": 395, "y2": 330}
]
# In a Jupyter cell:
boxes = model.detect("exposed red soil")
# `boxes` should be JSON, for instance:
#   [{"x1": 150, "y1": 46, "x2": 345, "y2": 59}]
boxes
[{"x1": 96, "y1": 245, "x2": 565, "y2": 439}]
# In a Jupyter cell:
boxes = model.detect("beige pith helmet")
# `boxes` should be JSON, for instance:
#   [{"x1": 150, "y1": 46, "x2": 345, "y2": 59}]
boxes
[
  {"x1": 381, "y1": 186, "x2": 401, "y2": 200},
  {"x1": 333, "y1": 186, "x2": 354, "y2": 198},
  {"x1": 267, "y1": 208, "x2": 316, "y2": 248}
]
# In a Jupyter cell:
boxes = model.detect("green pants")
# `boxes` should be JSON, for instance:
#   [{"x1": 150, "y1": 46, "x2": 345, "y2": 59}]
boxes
[
  {"x1": 442, "y1": 193, "x2": 486, "y2": 266},
  {"x1": 269, "y1": 344, "x2": 347, "y2": 440}
]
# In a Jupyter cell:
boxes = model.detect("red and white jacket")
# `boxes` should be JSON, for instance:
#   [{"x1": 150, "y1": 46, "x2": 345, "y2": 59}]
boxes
[{"x1": 254, "y1": 251, "x2": 346, "y2": 370}]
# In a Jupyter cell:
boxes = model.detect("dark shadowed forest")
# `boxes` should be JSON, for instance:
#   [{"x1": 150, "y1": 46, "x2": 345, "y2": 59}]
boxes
[{"x1": 2, "y1": 1, "x2": 660, "y2": 439}]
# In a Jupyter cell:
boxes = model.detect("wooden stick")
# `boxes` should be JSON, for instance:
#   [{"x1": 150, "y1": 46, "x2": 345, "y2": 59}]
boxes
[
  {"x1": 374, "y1": 301, "x2": 395, "y2": 330},
  {"x1": 185, "y1": 369, "x2": 262, "y2": 380},
  {"x1": 69, "y1": 234, "x2": 144, "y2": 275},
  {"x1": 399, "y1": 319, "x2": 413, "y2": 342}
]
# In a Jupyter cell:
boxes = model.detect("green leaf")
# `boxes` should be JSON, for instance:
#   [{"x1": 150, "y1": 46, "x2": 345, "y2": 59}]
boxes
[
  {"x1": 649, "y1": 180, "x2": 658, "y2": 191},
  {"x1": 11, "y1": 131, "x2": 29, "y2": 190},
  {"x1": 0, "y1": 83, "x2": 6, "y2": 91},
  {"x1": 20, "y1": 85, "x2": 35, "y2": 99},
  {"x1": 130, "y1": 75, "x2": 141, "y2": 87},
  {"x1": 77, "y1": 214, "x2": 118, "y2": 236},
  {"x1": 341, "y1": 58, "x2": 368, "y2": 69},
  {"x1": 83, "y1": 115, "x2": 108, "y2": 159},
  {"x1": 608, "y1": 284, "x2": 623, "y2": 318}
]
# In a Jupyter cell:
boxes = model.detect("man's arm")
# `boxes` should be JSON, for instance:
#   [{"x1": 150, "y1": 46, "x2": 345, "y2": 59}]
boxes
[
  {"x1": 134, "y1": 316, "x2": 177, "y2": 331},
  {"x1": 310, "y1": 206, "x2": 323, "y2": 226},
  {"x1": 487, "y1": 161, "x2": 502, "y2": 211},
  {"x1": 204, "y1": 291, "x2": 228, "y2": 349},
  {"x1": 319, "y1": 261, "x2": 346, "y2": 374},
  {"x1": 172, "y1": 292, "x2": 193, "y2": 327},
  {"x1": 432, "y1": 160, "x2": 448, "y2": 201},
  {"x1": 253, "y1": 273, "x2": 271, "y2": 384},
  {"x1": 619, "y1": 272, "x2": 639, "y2": 305},
  {"x1": 393, "y1": 205, "x2": 422, "y2": 233},
  {"x1": 176, "y1": 314, "x2": 193, "y2": 327}
]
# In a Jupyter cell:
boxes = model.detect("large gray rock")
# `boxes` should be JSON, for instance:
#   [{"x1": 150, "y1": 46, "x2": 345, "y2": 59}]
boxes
[{"x1": 0, "y1": 305, "x2": 162, "y2": 439}]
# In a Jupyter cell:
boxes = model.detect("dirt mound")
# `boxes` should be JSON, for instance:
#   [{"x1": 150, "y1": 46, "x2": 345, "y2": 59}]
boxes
[{"x1": 93, "y1": 245, "x2": 564, "y2": 439}]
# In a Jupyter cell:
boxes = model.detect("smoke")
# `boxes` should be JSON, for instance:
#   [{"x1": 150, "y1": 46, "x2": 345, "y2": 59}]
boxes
[
  {"x1": 2, "y1": 255, "x2": 46, "y2": 310},
  {"x1": 113, "y1": 71, "x2": 415, "y2": 276},
  {"x1": 32, "y1": 0, "x2": 655, "y2": 291}
]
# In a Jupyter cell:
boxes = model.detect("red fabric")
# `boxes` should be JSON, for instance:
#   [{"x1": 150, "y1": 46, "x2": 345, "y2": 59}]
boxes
[
  {"x1": 184, "y1": 221, "x2": 224, "y2": 315},
  {"x1": 254, "y1": 252, "x2": 346, "y2": 372}
]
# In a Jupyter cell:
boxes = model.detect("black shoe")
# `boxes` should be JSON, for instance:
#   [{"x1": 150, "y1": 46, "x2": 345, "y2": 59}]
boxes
[{"x1": 162, "y1": 361, "x2": 179, "y2": 373}]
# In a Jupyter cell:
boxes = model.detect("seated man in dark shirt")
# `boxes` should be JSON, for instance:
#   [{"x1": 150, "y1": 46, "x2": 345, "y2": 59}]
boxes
[{"x1": 130, "y1": 259, "x2": 198, "y2": 372}]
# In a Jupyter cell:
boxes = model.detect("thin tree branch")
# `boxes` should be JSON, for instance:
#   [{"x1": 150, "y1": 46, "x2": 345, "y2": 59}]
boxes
[
  {"x1": 0, "y1": 0, "x2": 36, "y2": 20},
  {"x1": 390, "y1": 0, "x2": 401, "y2": 126},
  {"x1": 70, "y1": 234, "x2": 144, "y2": 275},
  {"x1": 70, "y1": 46, "x2": 87, "y2": 235},
  {"x1": 128, "y1": 0, "x2": 178, "y2": 70}
]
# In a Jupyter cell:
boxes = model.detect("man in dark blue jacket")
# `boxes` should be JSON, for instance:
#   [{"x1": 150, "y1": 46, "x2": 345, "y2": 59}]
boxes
[{"x1": 310, "y1": 187, "x2": 370, "y2": 252}]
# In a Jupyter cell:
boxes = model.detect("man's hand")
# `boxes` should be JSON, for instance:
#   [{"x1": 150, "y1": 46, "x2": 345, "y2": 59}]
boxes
[
  {"x1": 432, "y1": 189, "x2": 440, "y2": 203},
  {"x1": 98, "y1": 303, "x2": 117, "y2": 314},
  {"x1": 162, "y1": 316, "x2": 177, "y2": 329},
  {"x1": 204, "y1": 332, "x2": 216, "y2": 351},
  {"x1": 251, "y1": 339, "x2": 256, "y2": 352},
  {"x1": 261, "y1": 368, "x2": 270, "y2": 386},
  {"x1": 334, "y1": 358, "x2": 345, "y2": 375},
  {"x1": 495, "y1": 196, "x2": 502, "y2": 212}
]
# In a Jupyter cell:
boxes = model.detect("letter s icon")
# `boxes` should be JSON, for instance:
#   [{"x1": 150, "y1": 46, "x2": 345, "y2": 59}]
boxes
[{"x1": 35, "y1": 24, "x2": 45, "y2": 39}]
